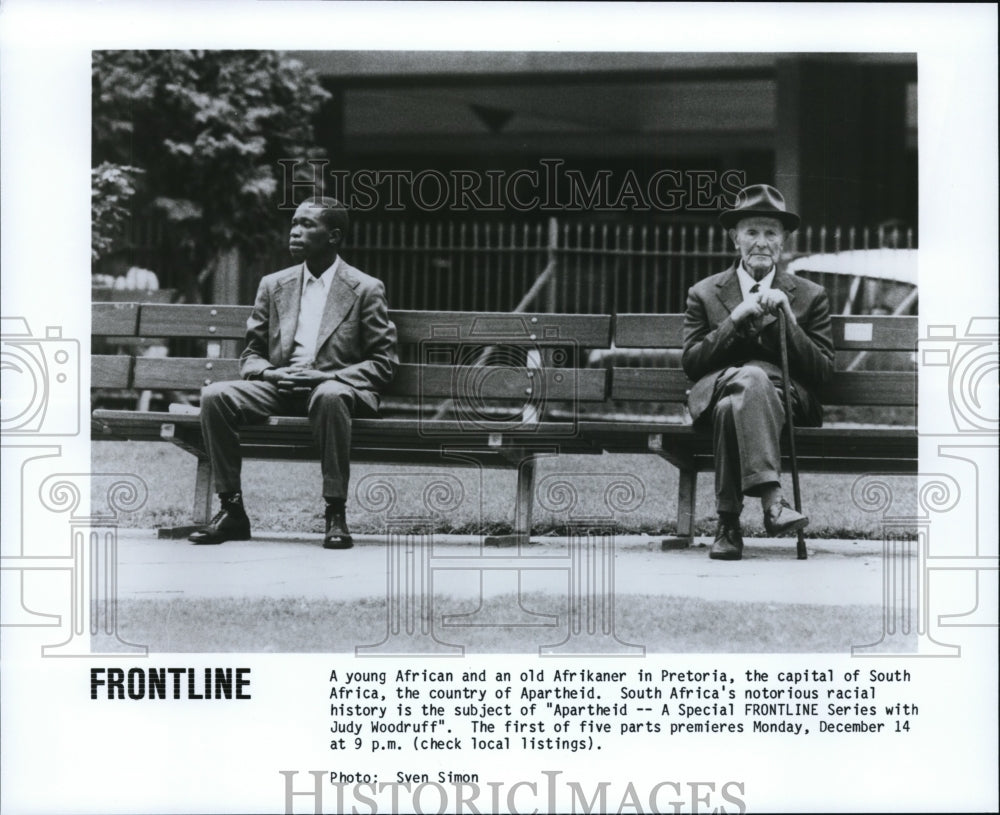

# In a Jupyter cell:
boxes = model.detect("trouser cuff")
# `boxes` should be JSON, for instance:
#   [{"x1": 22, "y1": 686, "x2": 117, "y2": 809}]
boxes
[
  {"x1": 323, "y1": 479, "x2": 346, "y2": 499},
  {"x1": 742, "y1": 471, "x2": 779, "y2": 496},
  {"x1": 716, "y1": 498, "x2": 743, "y2": 515}
]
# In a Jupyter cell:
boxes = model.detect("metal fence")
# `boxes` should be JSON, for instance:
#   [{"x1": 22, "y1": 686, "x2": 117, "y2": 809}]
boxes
[
  {"x1": 106, "y1": 216, "x2": 917, "y2": 315},
  {"x1": 341, "y1": 218, "x2": 916, "y2": 315},
  {"x1": 346, "y1": 220, "x2": 555, "y2": 312}
]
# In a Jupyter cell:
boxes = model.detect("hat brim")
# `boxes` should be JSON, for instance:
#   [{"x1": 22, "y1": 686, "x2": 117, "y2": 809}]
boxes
[{"x1": 719, "y1": 209, "x2": 800, "y2": 231}]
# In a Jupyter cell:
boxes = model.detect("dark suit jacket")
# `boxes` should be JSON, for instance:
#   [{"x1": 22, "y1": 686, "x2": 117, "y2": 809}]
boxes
[
  {"x1": 239, "y1": 259, "x2": 398, "y2": 414},
  {"x1": 682, "y1": 263, "x2": 834, "y2": 427}
]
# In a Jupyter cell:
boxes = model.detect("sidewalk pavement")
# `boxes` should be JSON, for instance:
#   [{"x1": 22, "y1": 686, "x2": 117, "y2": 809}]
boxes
[{"x1": 115, "y1": 529, "x2": 898, "y2": 607}]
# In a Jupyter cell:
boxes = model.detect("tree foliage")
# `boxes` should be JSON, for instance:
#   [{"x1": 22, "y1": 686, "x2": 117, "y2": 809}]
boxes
[
  {"x1": 91, "y1": 162, "x2": 144, "y2": 263},
  {"x1": 91, "y1": 50, "x2": 330, "y2": 291}
]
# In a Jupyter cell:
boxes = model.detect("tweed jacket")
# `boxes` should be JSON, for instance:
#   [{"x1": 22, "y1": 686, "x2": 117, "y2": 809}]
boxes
[
  {"x1": 239, "y1": 259, "x2": 398, "y2": 414},
  {"x1": 682, "y1": 263, "x2": 834, "y2": 427}
]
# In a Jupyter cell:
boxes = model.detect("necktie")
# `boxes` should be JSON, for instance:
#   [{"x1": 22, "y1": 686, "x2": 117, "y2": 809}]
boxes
[{"x1": 750, "y1": 283, "x2": 760, "y2": 294}]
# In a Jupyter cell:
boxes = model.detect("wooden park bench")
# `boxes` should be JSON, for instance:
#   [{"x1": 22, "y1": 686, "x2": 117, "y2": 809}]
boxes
[
  {"x1": 92, "y1": 304, "x2": 612, "y2": 542},
  {"x1": 582, "y1": 313, "x2": 918, "y2": 546},
  {"x1": 91, "y1": 303, "x2": 917, "y2": 546}
]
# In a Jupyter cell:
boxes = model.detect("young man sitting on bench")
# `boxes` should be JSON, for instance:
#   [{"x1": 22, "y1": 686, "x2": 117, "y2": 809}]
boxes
[{"x1": 188, "y1": 197, "x2": 398, "y2": 549}]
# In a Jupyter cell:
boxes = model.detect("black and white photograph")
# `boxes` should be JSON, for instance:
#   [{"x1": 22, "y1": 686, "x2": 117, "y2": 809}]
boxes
[
  {"x1": 84, "y1": 47, "x2": 924, "y2": 656},
  {"x1": 1, "y1": 3, "x2": 996, "y2": 814}
]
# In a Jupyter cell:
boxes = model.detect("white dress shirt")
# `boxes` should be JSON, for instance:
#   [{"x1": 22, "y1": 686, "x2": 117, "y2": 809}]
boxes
[
  {"x1": 736, "y1": 263, "x2": 775, "y2": 302},
  {"x1": 289, "y1": 258, "x2": 340, "y2": 367}
]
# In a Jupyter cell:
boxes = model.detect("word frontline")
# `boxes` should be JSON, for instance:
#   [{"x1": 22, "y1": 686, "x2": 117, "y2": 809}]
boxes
[{"x1": 91, "y1": 667, "x2": 252, "y2": 700}]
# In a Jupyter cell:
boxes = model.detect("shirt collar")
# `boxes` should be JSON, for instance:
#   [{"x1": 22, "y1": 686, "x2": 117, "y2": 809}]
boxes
[
  {"x1": 736, "y1": 262, "x2": 775, "y2": 299},
  {"x1": 301, "y1": 256, "x2": 340, "y2": 290}
]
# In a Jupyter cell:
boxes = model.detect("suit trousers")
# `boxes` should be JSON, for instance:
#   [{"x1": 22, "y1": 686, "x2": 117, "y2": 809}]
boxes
[
  {"x1": 708, "y1": 365, "x2": 805, "y2": 515},
  {"x1": 200, "y1": 379, "x2": 373, "y2": 500}
]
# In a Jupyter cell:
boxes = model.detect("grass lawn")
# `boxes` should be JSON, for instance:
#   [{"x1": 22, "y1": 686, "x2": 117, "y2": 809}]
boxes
[{"x1": 93, "y1": 441, "x2": 914, "y2": 538}]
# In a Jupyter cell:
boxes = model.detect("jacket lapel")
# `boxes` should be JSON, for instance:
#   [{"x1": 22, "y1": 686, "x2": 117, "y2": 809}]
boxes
[
  {"x1": 315, "y1": 264, "x2": 358, "y2": 353},
  {"x1": 714, "y1": 264, "x2": 743, "y2": 314},
  {"x1": 772, "y1": 269, "x2": 798, "y2": 299},
  {"x1": 274, "y1": 267, "x2": 302, "y2": 365}
]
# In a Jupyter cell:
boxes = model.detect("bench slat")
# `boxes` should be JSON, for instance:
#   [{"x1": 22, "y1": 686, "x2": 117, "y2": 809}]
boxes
[
  {"x1": 578, "y1": 422, "x2": 916, "y2": 468},
  {"x1": 393, "y1": 311, "x2": 611, "y2": 346},
  {"x1": 130, "y1": 359, "x2": 607, "y2": 401},
  {"x1": 107, "y1": 304, "x2": 919, "y2": 353},
  {"x1": 577, "y1": 421, "x2": 916, "y2": 439},
  {"x1": 92, "y1": 410, "x2": 602, "y2": 455},
  {"x1": 92, "y1": 355, "x2": 132, "y2": 389},
  {"x1": 610, "y1": 368, "x2": 915, "y2": 406},
  {"x1": 614, "y1": 315, "x2": 685, "y2": 348},
  {"x1": 614, "y1": 314, "x2": 917, "y2": 351},
  {"x1": 92, "y1": 303, "x2": 141, "y2": 337},
  {"x1": 392, "y1": 364, "x2": 606, "y2": 401},
  {"x1": 832, "y1": 316, "x2": 918, "y2": 350},
  {"x1": 136, "y1": 305, "x2": 612, "y2": 347},
  {"x1": 821, "y1": 372, "x2": 915, "y2": 406},
  {"x1": 139, "y1": 304, "x2": 248, "y2": 339},
  {"x1": 133, "y1": 358, "x2": 241, "y2": 388},
  {"x1": 96, "y1": 409, "x2": 595, "y2": 436},
  {"x1": 610, "y1": 368, "x2": 691, "y2": 402}
]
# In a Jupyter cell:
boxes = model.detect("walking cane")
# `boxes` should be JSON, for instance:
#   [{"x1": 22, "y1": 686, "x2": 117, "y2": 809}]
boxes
[{"x1": 777, "y1": 309, "x2": 808, "y2": 560}]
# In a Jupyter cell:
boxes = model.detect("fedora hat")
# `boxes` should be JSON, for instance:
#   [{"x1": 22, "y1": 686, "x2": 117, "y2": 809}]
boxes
[{"x1": 719, "y1": 184, "x2": 800, "y2": 231}]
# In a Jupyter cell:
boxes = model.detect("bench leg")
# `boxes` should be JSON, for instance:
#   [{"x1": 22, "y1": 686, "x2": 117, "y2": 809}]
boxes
[
  {"x1": 156, "y1": 456, "x2": 214, "y2": 540},
  {"x1": 193, "y1": 457, "x2": 214, "y2": 524},
  {"x1": 515, "y1": 455, "x2": 536, "y2": 539},
  {"x1": 661, "y1": 467, "x2": 696, "y2": 550},
  {"x1": 485, "y1": 454, "x2": 536, "y2": 548}
]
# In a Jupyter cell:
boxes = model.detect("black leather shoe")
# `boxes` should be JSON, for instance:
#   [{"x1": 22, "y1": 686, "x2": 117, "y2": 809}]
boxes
[
  {"x1": 323, "y1": 507, "x2": 354, "y2": 550},
  {"x1": 763, "y1": 498, "x2": 809, "y2": 537},
  {"x1": 709, "y1": 519, "x2": 744, "y2": 561},
  {"x1": 188, "y1": 495, "x2": 251, "y2": 545}
]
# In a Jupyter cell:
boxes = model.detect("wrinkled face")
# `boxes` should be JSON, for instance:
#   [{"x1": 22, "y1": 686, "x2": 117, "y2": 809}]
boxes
[
  {"x1": 729, "y1": 216, "x2": 786, "y2": 278},
  {"x1": 288, "y1": 203, "x2": 339, "y2": 262}
]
